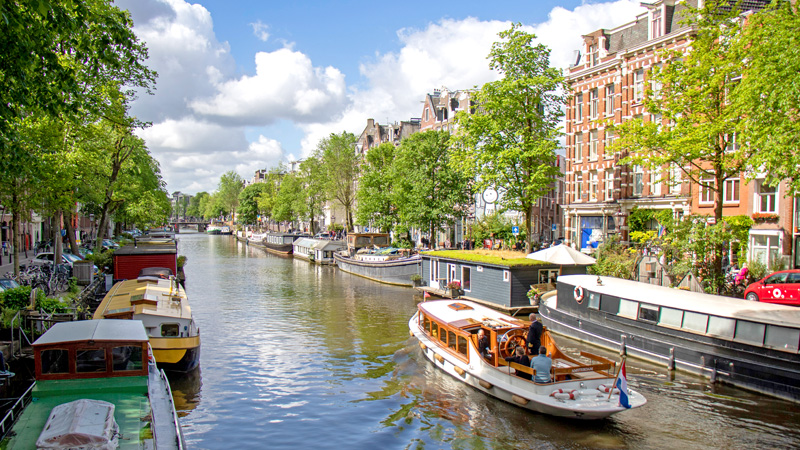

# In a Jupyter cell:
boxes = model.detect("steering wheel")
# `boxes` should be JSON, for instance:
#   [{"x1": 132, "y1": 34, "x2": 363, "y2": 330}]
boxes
[{"x1": 499, "y1": 328, "x2": 527, "y2": 359}]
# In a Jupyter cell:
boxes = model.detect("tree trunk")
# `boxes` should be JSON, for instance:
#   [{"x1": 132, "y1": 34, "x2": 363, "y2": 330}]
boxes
[
  {"x1": 55, "y1": 210, "x2": 63, "y2": 269},
  {"x1": 525, "y1": 203, "x2": 533, "y2": 253},
  {"x1": 11, "y1": 205, "x2": 20, "y2": 275},
  {"x1": 64, "y1": 209, "x2": 80, "y2": 255}
]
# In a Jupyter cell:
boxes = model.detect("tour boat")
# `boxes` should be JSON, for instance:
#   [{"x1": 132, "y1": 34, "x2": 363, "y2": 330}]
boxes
[
  {"x1": 409, "y1": 299, "x2": 646, "y2": 419},
  {"x1": 541, "y1": 274, "x2": 800, "y2": 403},
  {"x1": 334, "y1": 233, "x2": 422, "y2": 286},
  {"x1": 93, "y1": 268, "x2": 201, "y2": 372},
  {"x1": 0, "y1": 320, "x2": 185, "y2": 449}
]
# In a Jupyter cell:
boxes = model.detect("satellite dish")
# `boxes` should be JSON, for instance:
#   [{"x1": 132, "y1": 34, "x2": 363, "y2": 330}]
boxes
[{"x1": 482, "y1": 188, "x2": 498, "y2": 204}]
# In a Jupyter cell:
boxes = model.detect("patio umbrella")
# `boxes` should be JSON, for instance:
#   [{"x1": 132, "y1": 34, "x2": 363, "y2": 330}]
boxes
[{"x1": 526, "y1": 244, "x2": 596, "y2": 265}]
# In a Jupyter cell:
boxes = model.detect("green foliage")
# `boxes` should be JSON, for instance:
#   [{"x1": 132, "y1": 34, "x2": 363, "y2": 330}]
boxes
[
  {"x1": 218, "y1": 171, "x2": 244, "y2": 221},
  {"x1": 69, "y1": 277, "x2": 79, "y2": 295},
  {"x1": 356, "y1": 143, "x2": 397, "y2": 232},
  {"x1": 423, "y1": 250, "x2": 541, "y2": 267},
  {"x1": 36, "y1": 297, "x2": 69, "y2": 314},
  {"x1": 87, "y1": 249, "x2": 114, "y2": 272},
  {"x1": 187, "y1": 191, "x2": 209, "y2": 218},
  {"x1": 0, "y1": 286, "x2": 33, "y2": 310},
  {"x1": 177, "y1": 255, "x2": 187, "y2": 269},
  {"x1": 587, "y1": 236, "x2": 638, "y2": 280},
  {"x1": 467, "y1": 212, "x2": 521, "y2": 246},
  {"x1": 273, "y1": 172, "x2": 303, "y2": 225},
  {"x1": 319, "y1": 132, "x2": 360, "y2": 230},
  {"x1": 238, "y1": 183, "x2": 269, "y2": 225},
  {"x1": 748, "y1": 260, "x2": 768, "y2": 283},
  {"x1": 297, "y1": 156, "x2": 327, "y2": 235}
]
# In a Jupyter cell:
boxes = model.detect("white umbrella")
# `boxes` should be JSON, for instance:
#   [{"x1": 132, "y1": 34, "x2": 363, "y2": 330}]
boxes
[{"x1": 526, "y1": 244, "x2": 596, "y2": 265}]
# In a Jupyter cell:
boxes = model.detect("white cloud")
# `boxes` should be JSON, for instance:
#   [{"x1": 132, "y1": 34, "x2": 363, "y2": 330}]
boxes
[{"x1": 251, "y1": 20, "x2": 270, "y2": 42}]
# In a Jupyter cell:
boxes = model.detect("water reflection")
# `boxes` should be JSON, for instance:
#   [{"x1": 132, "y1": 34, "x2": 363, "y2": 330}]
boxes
[{"x1": 174, "y1": 233, "x2": 800, "y2": 450}]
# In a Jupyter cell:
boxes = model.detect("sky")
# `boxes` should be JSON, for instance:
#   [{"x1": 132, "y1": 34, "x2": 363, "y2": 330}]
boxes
[{"x1": 115, "y1": 0, "x2": 647, "y2": 195}]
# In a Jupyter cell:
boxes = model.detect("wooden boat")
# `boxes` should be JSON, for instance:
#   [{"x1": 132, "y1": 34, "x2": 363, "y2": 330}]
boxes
[
  {"x1": 542, "y1": 274, "x2": 800, "y2": 403},
  {"x1": 334, "y1": 233, "x2": 421, "y2": 286},
  {"x1": 0, "y1": 320, "x2": 185, "y2": 449},
  {"x1": 93, "y1": 268, "x2": 200, "y2": 372},
  {"x1": 409, "y1": 299, "x2": 646, "y2": 419}
]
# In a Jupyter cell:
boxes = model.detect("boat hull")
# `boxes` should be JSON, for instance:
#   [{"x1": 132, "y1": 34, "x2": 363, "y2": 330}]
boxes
[
  {"x1": 334, "y1": 254, "x2": 421, "y2": 287},
  {"x1": 539, "y1": 301, "x2": 800, "y2": 403},
  {"x1": 263, "y1": 243, "x2": 293, "y2": 255},
  {"x1": 151, "y1": 335, "x2": 201, "y2": 373},
  {"x1": 408, "y1": 313, "x2": 644, "y2": 419}
]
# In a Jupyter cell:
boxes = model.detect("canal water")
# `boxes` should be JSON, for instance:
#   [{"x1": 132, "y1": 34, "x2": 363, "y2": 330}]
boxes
[{"x1": 173, "y1": 233, "x2": 800, "y2": 449}]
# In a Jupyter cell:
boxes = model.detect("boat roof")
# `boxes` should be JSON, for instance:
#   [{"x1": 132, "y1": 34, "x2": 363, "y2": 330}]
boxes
[
  {"x1": 419, "y1": 300, "x2": 527, "y2": 330},
  {"x1": 93, "y1": 277, "x2": 192, "y2": 321},
  {"x1": 33, "y1": 320, "x2": 148, "y2": 346},
  {"x1": 293, "y1": 238, "x2": 346, "y2": 250},
  {"x1": 560, "y1": 274, "x2": 800, "y2": 327},
  {"x1": 114, "y1": 241, "x2": 177, "y2": 256}
]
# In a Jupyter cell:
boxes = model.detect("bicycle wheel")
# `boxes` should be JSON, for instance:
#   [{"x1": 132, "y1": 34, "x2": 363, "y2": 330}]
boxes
[{"x1": 56, "y1": 278, "x2": 68, "y2": 293}]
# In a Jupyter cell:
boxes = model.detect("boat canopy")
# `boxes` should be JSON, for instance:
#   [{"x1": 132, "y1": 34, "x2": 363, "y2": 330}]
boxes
[
  {"x1": 33, "y1": 320, "x2": 148, "y2": 346},
  {"x1": 419, "y1": 300, "x2": 527, "y2": 330}
]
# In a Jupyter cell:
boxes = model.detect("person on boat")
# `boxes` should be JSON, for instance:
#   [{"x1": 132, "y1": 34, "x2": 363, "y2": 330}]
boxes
[
  {"x1": 504, "y1": 346, "x2": 531, "y2": 380},
  {"x1": 531, "y1": 346, "x2": 552, "y2": 383},
  {"x1": 526, "y1": 313, "x2": 543, "y2": 356},
  {"x1": 477, "y1": 329, "x2": 492, "y2": 359}
]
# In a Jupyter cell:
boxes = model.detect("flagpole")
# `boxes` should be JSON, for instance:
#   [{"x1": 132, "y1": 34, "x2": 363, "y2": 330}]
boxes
[{"x1": 608, "y1": 355, "x2": 626, "y2": 401}]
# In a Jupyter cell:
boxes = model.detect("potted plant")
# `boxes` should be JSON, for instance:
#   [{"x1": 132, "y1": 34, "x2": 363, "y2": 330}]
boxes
[
  {"x1": 527, "y1": 286, "x2": 541, "y2": 306},
  {"x1": 410, "y1": 274, "x2": 422, "y2": 287},
  {"x1": 446, "y1": 280, "x2": 462, "y2": 298}
]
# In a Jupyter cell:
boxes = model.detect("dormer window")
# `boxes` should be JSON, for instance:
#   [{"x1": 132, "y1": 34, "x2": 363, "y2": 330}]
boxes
[
  {"x1": 590, "y1": 44, "x2": 599, "y2": 66},
  {"x1": 651, "y1": 9, "x2": 663, "y2": 39}
]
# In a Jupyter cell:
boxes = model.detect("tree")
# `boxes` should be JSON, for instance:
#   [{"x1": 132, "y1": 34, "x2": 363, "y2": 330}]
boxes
[
  {"x1": 393, "y1": 131, "x2": 472, "y2": 247},
  {"x1": 217, "y1": 171, "x2": 243, "y2": 224},
  {"x1": 734, "y1": 1, "x2": 800, "y2": 194},
  {"x1": 238, "y1": 183, "x2": 269, "y2": 226},
  {"x1": 187, "y1": 192, "x2": 209, "y2": 218},
  {"x1": 256, "y1": 169, "x2": 283, "y2": 228},
  {"x1": 453, "y1": 23, "x2": 564, "y2": 252},
  {"x1": 356, "y1": 143, "x2": 398, "y2": 233},
  {"x1": 203, "y1": 192, "x2": 226, "y2": 221},
  {"x1": 319, "y1": 132, "x2": 359, "y2": 230},
  {"x1": 612, "y1": 0, "x2": 751, "y2": 292},
  {"x1": 273, "y1": 173, "x2": 302, "y2": 229},
  {"x1": 297, "y1": 156, "x2": 327, "y2": 235}
]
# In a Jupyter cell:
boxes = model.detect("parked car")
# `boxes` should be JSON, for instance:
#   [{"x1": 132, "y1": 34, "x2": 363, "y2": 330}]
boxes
[
  {"x1": 0, "y1": 278, "x2": 20, "y2": 292},
  {"x1": 102, "y1": 239, "x2": 120, "y2": 250},
  {"x1": 744, "y1": 269, "x2": 800, "y2": 305},
  {"x1": 31, "y1": 252, "x2": 98, "y2": 273}
]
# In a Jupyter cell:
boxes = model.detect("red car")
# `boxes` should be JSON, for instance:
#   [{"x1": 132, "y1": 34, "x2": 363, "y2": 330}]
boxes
[{"x1": 744, "y1": 269, "x2": 800, "y2": 305}]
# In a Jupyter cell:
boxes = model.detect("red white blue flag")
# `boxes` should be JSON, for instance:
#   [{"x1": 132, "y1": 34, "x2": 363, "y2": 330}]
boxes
[{"x1": 616, "y1": 360, "x2": 631, "y2": 408}]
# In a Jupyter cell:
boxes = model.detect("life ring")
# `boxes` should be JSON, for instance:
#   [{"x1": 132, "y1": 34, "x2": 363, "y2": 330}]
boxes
[
  {"x1": 597, "y1": 384, "x2": 619, "y2": 394},
  {"x1": 550, "y1": 389, "x2": 577, "y2": 400},
  {"x1": 574, "y1": 286, "x2": 585, "y2": 303}
]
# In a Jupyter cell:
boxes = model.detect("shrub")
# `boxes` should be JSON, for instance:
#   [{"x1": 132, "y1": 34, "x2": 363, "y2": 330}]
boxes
[
  {"x1": 0, "y1": 286, "x2": 33, "y2": 310},
  {"x1": 36, "y1": 297, "x2": 69, "y2": 314},
  {"x1": 87, "y1": 248, "x2": 114, "y2": 273},
  {"x1": 177, "y1": 255, "x2": 187, "y2": 269}
]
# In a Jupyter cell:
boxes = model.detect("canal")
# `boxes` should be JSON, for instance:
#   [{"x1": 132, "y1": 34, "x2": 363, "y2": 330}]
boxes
[{"x1": 173, "y1": 233, "x2": 800, "y2": 449}]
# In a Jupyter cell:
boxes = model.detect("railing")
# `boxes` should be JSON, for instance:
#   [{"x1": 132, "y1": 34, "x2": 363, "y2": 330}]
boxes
[
  {"x1": 0, "y1": 382, "x2": 35, "y2": 440},
  {"x1": 159, "y1": 368, "x2": 187, "y2": 449}
]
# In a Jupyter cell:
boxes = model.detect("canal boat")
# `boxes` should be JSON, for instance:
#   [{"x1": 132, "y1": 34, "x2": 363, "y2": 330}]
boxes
[
  {"x1": 247, "y1": 232, "x2": 268, "y2": 248},
  {"x1": 206, "y1": 225, "x2": 222, "y2": 235},
  {"x1": 262, "y1": 232, "x2": 308, "y2": 255},
  {"x1": 293, "y1": 237, "x2": 346, "y2": 264},
  {"x1": 334, "y1": 233, "x2": 421, "y2": 286},
  {"x1": 409, "y1": 299, "x2": 646, "y2": 419},
  {"x1": 0, "y1": 319, "x2": 185, "y2": 449},
  {"x1": 93, "y1": 268, "x2": 200, "y2": 372},
  {"x1": 542, "y1": 274, "x2": 800, "y2": 403}
]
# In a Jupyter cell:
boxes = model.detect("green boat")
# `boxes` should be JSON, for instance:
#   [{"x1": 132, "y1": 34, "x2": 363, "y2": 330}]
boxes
[{"x1": 0, "y1": 320, "x2": 185, "y2": 449}]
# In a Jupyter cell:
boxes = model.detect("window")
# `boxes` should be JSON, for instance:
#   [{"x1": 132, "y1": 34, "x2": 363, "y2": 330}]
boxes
[
  {"x1": 707, "y1": 316, "x2": 735, "y2": 339},
  {"x1": 575, "y1": 133, "x2": 583, "y2": 162},
  {"x1": 41, "y1": 349, "x2": 69, "y2": 374},
  {"x1": 618, "y1": 299, "x2": 639, "y2": 319},
  {"x1": 659, "y1": 307, "x2": 683, "y2": 328},
  {"x1": 430, "y1": 258, "x2": 439, "y2": 284},
  {"x1": 670, "y1": 164, "x2": 682, "y2": 194},
  {"x1": 604, "y1": 84, "x2": 615, "y2": 115},
  {"x1": 589, "y1": 88, "x2": 599, "y2": 119},
  {"x1": 431, "y1": 321, "x2": 439, "y2": 340},
  {"x1": 651, "y1": 64, "x2": 663, "y2": 97},
  {"x1": 589, "y1": 130, "x2": 598, "y2": 160},
  {"x1": 604, "y1": 169, "x2": 614, "y2": 200},
  {"x1": 723, "y1": 178, "x2": 740, "y2": 204},
  {"x1": 457, "y1": 335, "x2": 468, "y2": 355},
  {"x1": 650, "y1": 170, "x2": 661, "y2": 195},
  {"x1": 447, "y1": 330, "x2": 457, "y2": 351},
  {"x1": 424, "y1": 108, "x2": 429, "y2": 122},
  {"x1": 734, "y1": 321, "x2": 765, "y2": 346},
  {"x1": 539, "y1": 269, "x2": 558, "y2": 284},
  {"x1": 589, "y1": 171, "x2": 598, "y2": 201},
  {"x1": 605, "y1": 129, "x2": 615, "y2": 154},
  {"x1": 575, "y1": 93, "x2": 583, "y2": 121},
  {"x1": 634, "y1": 69, "x2": 645, "y2": 102},
  {"x1": 77, "y1": 348, "x2": 106, "y2": 373},
  {"x1": 750, "y1": 233, "x2": 781, "y2": 269},
  {"x1": 161, "y1": 323, "x2": 180, "y2": 337},
  {"x1": 112, "y1": 345, "x2": 143, "y2": 371},
  {"x1": 590, "y1": 44, "x2": 599, "y2": 66},
  {"x1": 756, "y1": 181, "x2": 777, "y2": 213},
  {"x1": 651, "y1": 8, "x2": 663, "y2": 39},
  {"x1": 503, "y1": 270, "x2": 510, "y2": 282},
  {"x1": 726, "y1": 133, "x2": 739, "y2": 153},
  {"x1": 700, "y1": 178, "x2": 714, "y2": 205},
  {"x1": 588, "y1": 292, "x2": 600, "y2": 309},
  {"x1": 766, "y1": 273, "x2": 788, "y2": 284},
  {"x1": 574, "y1": 172, "x2": 583, "y2": 201},
  {"x1": 633, "y1": 165, "x2": 644, "y2": 196},
  {"x1": 765, "y1": 325, "x2": 800, "y2": 352},
  {"x1": 682, "y1": 311, "x2": 709, "y2": 333},
  {"x1": 462, "y1": 267, "x2": 471, "y2": 292},
  {"x1": 638, "y1": 304, "x2": 659, "y2": 322}
]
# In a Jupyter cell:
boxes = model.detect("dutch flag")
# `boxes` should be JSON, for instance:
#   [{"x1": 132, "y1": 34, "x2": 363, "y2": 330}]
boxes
[{"x1": 616, "y1": 360, "x2": 631, "y2": 409}]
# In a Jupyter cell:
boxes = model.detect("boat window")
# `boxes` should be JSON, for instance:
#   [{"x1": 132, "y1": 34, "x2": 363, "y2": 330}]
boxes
[
  {"x1": 600, "y1": 295, "x2": 620, "y2": 314},
  {"x1": 112, "y1": 345, "x2": 143, "y2": 371},
  {"x1": 431, "y1": 322, "x2": 439, "y2": 340},
  {"x1": 503, "y1": 270, "x2": 510, "y2": 282},
  {"x1": 423, "y1": 315, "x2": 431, "y2": 333},
  {"x1": 438, "y1": 324, "x2": 447, "y2": 344},
  {"x1": 539, "y1": 269, "x2": 559, "y2": 285},
  {"x1": 587, "y1": 292, "x2": 600, "y2": 309},
  {"x1": 462, "y1": 267, "x2": 471, "y2": 292},
  {"x1": 41, "y1": 349, "x2": 69, "y2": 374},
  {"x1": 373, "y1": 236, "x2": 390, "y2": 246},
  {"x1": 457, "y1": 336, "x2": 468, "y2": 355},
  {"x1": 618, "y1": 299, "x2": 638, "y2": 319},
  {"x1": 161, "y1": 323, "x2": 180, "y2": 337},
  {"x1": 707, "y1": 316, "x2": 735, "y2": 339},
  {"x1": 764, "y1": 325, "x2": 798, "y2": 352},
  {"x1": 734, "y1": 320, "x2": 765, "y2": 346},
  {"x1": 659, "y1": 307, "x2": 683, "y2": 328},
  {"x1": 76, "y1": 348, "x2": 106, "y2": 373},
  {"x1": 638, "y1": 304, "x2": 659, "y2": 322},
  {"x1": 682, "y1": 312, "x2": 709, "y2": 333},
  {"x1": 355, "y1": 236, "x2": 371, "y2": 247},
  {"x1": 447, "y1": 331, "x2": 457, "y2": 351}
]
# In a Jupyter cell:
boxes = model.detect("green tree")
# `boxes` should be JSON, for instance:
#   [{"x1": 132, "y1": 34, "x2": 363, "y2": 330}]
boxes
[
  {"x1": 238, "y1": 183, "x2": 269, "y2": 226},
  {"x1": 393, "y1": 131, "x2": 472, "y2": 247},
  {"x1": 187, "y1": 192, "x2": 209, "y2": 218},
  {"x1": 297, "y1": 156, "x2": 327, "y2": 235},
  {"x1": 256, "y1": 169, "x2": 283, "y2": 228},
  {"x1": 734, "y1": 1, "x2": 800, "y2": 194},
  {"x1": 204, "y1": 192, "x2": 226, "y2": 221},
  {"x1": 273, "y1": 173, "x2": 302, "y2": 229},
  {"x1": 453, "y1": 23, "x2": 564, "y2": 252},
  {"x1": 356, "y1": 143, "x2": 397, "y2": 233},
  {"x1": 217, "y1": 171, "x2": 243, "y2": 223},
  {"x1": 612, "y1": 1, "x2": 749, "y2": 292},
  {"x1": 319, "y1": 132, "x2": 359, "y2": 230}
]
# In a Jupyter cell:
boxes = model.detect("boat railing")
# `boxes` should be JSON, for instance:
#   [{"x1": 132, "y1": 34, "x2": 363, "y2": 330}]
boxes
[
  {"x1": 156, "y1": 367, "x2": 186, "y2": 449},
  {"x1": 0, "y1": 382, "x2": 35, "y2": 440}
]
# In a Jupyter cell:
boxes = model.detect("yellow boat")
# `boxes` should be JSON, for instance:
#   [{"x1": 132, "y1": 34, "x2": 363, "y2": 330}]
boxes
[{"x1": 93, "y1": 268, "x2": 200, "y2": 372}]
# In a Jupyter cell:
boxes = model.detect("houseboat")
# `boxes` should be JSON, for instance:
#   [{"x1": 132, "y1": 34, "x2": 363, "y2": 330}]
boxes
[
  {"x1": 334, "y1": 233, "x2": 421, "y2": 286},
  {"x1": 0, "y1": 320, "x2": 185, "y2": 449},
  {"x1": 93, "y1": 268, "x2": 200, "y2": 372},
  {"x1": 113, "y1": 239, "x2": 178, "y2": 282},
  {"x1": 247, "y1": 232, "x2": 268, "y2": 248},
  {"x1": 420, "y1": 252, "x2": 572, "y2": 311},
  {"x1": 409, "y1": 299, "x2": 646, "y2": 419},
  {"x1": 263, "y1": 232, "x2": 308, "y2": 255},
  {"x1": 541, "y1": 274, "x2": 800, "y2": 403},
  {"x1": 206, "y1": 225, "x2": 222, "y2": 235},
  {"x1": 292, "y1": 237, "x2": 346, "y2": 264}
]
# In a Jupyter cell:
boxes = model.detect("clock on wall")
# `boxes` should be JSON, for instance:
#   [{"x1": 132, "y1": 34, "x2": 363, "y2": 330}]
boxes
[{"x1": 482, "y1": 188, "x2": 498, "y2": 204}]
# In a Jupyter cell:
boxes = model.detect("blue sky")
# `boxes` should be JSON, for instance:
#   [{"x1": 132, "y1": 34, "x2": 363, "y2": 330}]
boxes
[{"x1": 116, "y1": 0, "x2": 646, "y2": 194}]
